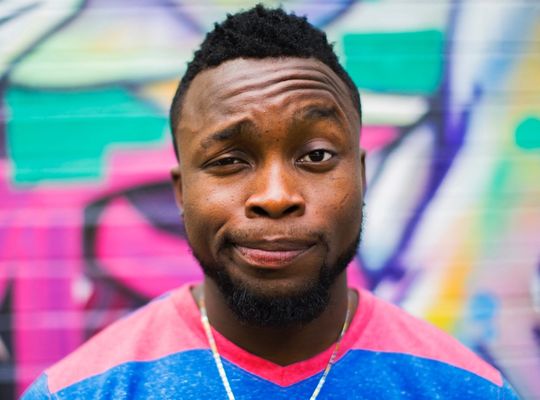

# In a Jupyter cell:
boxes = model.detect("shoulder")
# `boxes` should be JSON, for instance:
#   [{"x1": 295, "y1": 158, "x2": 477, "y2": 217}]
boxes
[
  {"x1": 345, "y1": 289, "x2": 509, "y2": 393},
  {"x1": 24, "y1": 284, "x2": 207, "y2": 397}
]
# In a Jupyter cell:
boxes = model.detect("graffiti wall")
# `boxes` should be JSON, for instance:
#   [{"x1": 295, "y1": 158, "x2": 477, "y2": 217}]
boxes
[{"x1": 1, "y1": 0, "x2": 539, "y2": 398}]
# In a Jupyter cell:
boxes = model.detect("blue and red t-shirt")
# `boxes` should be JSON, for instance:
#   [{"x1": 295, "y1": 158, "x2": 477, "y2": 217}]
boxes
[{"x1": 23, "y1": 284, "x2": 519, "y2": 399}]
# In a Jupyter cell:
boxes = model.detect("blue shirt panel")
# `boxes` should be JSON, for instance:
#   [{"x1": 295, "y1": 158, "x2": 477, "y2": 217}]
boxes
[{"x1": 22, "y1": 349, "x2": 520, "y2": 399}]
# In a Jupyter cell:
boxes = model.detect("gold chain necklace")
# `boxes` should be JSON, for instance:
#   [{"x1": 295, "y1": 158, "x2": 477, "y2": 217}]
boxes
[{"x1": 198, "y1": 293, "x2": 352, "y2": 400}]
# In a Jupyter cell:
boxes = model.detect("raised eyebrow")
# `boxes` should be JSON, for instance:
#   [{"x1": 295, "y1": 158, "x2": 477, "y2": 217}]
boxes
[
  {"x1": 293, "y1": 105, "x2": 345, "y2": 127},
  {"x1": 200, "y1": 120, "x2": 254, "y2": 149}
]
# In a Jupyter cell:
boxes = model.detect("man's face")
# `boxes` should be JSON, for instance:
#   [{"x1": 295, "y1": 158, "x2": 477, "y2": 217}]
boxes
[{"x1": 172, "y1": 57, "x2": 364, "y2": 323}]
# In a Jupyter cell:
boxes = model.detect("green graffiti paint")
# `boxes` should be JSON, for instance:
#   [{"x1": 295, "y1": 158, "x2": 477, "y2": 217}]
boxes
[
  {"x1": 483, "y1": 161, "x2": 512, "y2": 236},
  {"x1": 6, "y1": 86, "x2": 167, "y2": 184},
  {"x1": 343, "y1": 30, "x2": 444, "y2": 94},
  {"x1": 515, "y1": 117, "x2": 540, "y2": 150}
]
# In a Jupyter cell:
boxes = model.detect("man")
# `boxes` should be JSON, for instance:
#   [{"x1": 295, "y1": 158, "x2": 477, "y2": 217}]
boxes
[{"x1": 23, "y1": 5, "x2": 519, "y2": 399}]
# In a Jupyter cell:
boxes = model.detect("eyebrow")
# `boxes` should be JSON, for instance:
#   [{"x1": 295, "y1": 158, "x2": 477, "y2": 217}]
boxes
[
  {"x1": 293, "y1": 105, "x2": 345, "y2": 128},
  {"x1": 200, "y1": 120, "x2": 254, "y2": 149}
]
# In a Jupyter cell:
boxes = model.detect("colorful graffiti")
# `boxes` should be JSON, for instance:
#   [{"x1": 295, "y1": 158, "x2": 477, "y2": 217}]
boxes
[{"x1": 1, "y1": 0, "x2": 539, "y2": 398}]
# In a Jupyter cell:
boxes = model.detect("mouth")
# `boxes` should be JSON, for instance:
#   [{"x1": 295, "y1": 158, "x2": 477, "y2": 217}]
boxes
[{"x1": 232, "y1": 239, "x2": 315, "y2": 269}]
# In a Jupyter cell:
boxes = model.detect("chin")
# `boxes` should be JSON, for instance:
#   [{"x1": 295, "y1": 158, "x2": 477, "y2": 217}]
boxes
[
  {"x1": 216, "y1": 271, "x2": 332, "y2": 327},
  {"x1": 236, "y1": 273, "x2": 323, "y2": 300},
  {"x1": 204, "y1": 261, "x2": 342, "y2": 328}
]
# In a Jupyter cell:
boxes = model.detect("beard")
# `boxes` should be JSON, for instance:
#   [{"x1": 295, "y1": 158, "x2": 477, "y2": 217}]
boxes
[{"x1": 190, "y1": 228, "x2": 361, "y2": 328}]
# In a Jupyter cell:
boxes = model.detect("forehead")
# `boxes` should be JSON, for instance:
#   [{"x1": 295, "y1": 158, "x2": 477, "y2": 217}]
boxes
[{"x1": 177, "y1": 57, "x2": 359, "y2": 139}]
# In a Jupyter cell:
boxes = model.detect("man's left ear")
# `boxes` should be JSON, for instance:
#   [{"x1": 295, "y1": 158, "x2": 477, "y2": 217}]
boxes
[
  {"x1": 360, "y1": 149, "x2": 367, "y2": 193},
  {"x1": 170, "y1": 165, "x2": 184, "y2": 214}
]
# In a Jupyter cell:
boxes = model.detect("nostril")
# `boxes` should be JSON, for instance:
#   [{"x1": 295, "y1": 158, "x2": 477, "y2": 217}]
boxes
[
  {"x1": 284, "y1": 204, "x2": 300, "y2": 215},
  {"x1": 251, "y1": 206, "x2": 269, "y2": 217}
]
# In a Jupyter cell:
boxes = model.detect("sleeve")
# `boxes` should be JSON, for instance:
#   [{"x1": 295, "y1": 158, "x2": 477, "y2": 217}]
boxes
[{"x1": 20, "y1": 374, "x2": 54, "y2": 399}]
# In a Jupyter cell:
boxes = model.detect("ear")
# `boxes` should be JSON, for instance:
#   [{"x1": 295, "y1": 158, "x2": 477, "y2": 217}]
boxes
[
  {"x1": 359, "y1": 148, "x2": 367, "y2": 194},
  {"x1": 170, "y1": 165, "x2": 184, "y2": 212}
]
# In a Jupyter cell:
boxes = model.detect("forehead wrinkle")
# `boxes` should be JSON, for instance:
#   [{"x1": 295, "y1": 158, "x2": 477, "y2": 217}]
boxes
[
  {"x1": 217, "y1": 79, "x2": 351, "y2": 121},
  {"x1": 213, "y1": 84, "x2": 355, "y2": 139},
  {"x1": 228, "y1": 80, "x2": 341, "y2": 105},
  {"x1": 216, "y1": 67, "x2": 349, "y2": 104},
  {"x1": 212, "y1": 65, "x2": 356, "y2": 127}
]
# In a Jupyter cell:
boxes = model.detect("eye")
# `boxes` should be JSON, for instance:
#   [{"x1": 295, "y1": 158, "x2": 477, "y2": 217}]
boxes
[
  {"x1": 208, "y1": 157, "x2": 245, "y2": 167},
  {"x1": 297, "y1": 149, "x2": 334, "y2": 163}
]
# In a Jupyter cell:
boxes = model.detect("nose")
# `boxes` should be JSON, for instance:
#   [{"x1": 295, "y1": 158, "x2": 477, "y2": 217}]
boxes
[{"x1": 245, "y1": 164, "x2": 305, "y2": 219}]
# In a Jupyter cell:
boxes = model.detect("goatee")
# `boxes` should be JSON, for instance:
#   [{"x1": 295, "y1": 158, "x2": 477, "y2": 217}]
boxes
[{"x1": 190, "y1": 231, "x2": 361, "y2": 328}]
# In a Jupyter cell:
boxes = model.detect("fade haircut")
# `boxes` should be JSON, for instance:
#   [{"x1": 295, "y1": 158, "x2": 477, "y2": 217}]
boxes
[{"x1": 169, "y1": 4, "x2": 361, "y2": 159}]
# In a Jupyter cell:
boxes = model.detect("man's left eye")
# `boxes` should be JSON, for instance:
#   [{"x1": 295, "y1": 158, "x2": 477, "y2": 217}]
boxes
[{"x1": 297, "y1": 150, "x2": 334, "y2": 163}]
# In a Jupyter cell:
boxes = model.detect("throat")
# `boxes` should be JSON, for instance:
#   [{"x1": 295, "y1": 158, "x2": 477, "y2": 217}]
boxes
[{"x1": 229, "y1": 323, "x2": 344, "y2": 366}]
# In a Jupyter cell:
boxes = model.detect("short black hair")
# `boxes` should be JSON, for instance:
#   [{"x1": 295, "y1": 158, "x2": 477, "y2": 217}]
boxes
[{"x1": 169, "y1": 4, "x2": 361, "y2": 159}]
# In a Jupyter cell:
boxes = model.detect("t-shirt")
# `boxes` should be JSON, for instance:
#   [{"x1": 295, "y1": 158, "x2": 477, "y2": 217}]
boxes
[{"x1": 22, "y1": 284, "x2": 519, "y2": 399}]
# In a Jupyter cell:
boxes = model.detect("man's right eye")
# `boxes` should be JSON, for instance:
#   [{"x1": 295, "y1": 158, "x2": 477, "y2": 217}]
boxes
[
  {"x1": 205, "y1": 156, "x2": 249, "y2": 173},
  {"x1": 206, "y1": 157, "x2": 248, "y2": 169}
]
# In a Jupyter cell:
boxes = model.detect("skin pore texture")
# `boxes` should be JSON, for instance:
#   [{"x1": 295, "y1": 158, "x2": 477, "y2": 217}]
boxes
[{"x1": 171, "y1": 57, "x2": 365, "y2": 366}]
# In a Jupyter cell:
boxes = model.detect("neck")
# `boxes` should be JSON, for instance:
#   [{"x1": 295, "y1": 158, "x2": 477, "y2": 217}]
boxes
[{"x1": 192, "y1": 273, "x2": 356, "y2": 366}]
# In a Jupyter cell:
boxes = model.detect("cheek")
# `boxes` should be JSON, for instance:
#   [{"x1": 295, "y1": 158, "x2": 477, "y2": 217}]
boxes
[
  {"x1": 330, "y1": 190, "x2": 362, "y2": 226},
  {"x1": 181, "y1": 177, "x2": 243, "y2": 240},
  {"x1": 315, "y1": 172, "x2": 363, "y2": 233}
]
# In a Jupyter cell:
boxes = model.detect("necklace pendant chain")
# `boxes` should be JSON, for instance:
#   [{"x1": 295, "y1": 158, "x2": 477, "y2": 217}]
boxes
[{"x1": 198, "y1": 293, "x2": 352, "y2": 400}]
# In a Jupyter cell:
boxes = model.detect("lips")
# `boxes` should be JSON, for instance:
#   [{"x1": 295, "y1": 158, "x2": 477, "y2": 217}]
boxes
[{"x1": 232, "y1": 239, "x2": 314, "y2": 268}]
